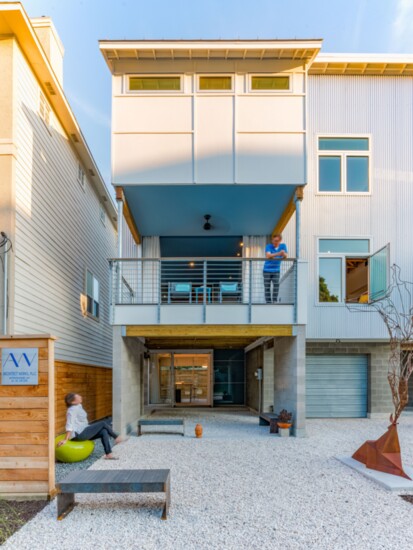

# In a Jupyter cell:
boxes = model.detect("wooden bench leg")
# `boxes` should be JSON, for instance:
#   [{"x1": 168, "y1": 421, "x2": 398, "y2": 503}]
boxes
[
  {"x1": 162, "y1": 478, "x2": 171, "y2": 520},
  {"x1": 138, "y1": 424, "x2": 142, "y2": 436},
  {"x1": 57, "y1": 492, "x2": 75, "y2": 520},
  {"x1": 269, "y1": 419, "x2": 278, "y2": 434}
]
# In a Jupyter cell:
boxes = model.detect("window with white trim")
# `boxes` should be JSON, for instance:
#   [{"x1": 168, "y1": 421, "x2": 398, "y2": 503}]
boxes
[
  {"x1": 99, "y1": 203, "x2": 106, "y2": 226},
  {"x1": 77, "y1": 163, "x2": 85, "y2": 190},
  {"x1": 318, "y1": 137, "x2": 370, "y2": 193},
  {"x1": 318, "y1": 238, "x2": 370, "y2": 304},
  {"x1": 250, "y1": 75, "x2": 290, "y2": 91},
  {"x1": 128, "y1": 76, "x2": 181, "y2": 91},
  {"x1": 39, "y1": 91, "x2": 51, "y2": 127},
  {"x1": 199, "y1": 76, "x2": 232, "y2": 91},
  {"x1": 86, "y1": 271, "x2": 100, "y2": 319}
]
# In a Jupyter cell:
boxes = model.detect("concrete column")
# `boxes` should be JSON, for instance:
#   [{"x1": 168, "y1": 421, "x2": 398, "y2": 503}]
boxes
[
  {"x1": 112, "y1": 326, "x2": 145, "y2": 435},
  {"x1": 273, "y1": 326, "x2": 306, "y2": 437}
]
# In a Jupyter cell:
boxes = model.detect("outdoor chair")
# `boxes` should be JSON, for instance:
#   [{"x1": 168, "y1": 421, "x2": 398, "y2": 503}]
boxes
[
  {"x1": 219, "y1": 281, "x2": 242, "y2": 303},
  {"x1": 167, "y1": 282, "x2": 192, "y2": 303}
]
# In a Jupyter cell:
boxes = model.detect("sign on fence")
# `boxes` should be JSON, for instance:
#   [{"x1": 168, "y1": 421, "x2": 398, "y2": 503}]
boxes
[{"x1": 1, "y1": 347, "x2": 39, "y2": 385}]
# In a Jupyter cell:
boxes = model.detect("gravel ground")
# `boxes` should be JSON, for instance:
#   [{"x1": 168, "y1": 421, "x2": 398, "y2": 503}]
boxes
[
  {"x1": 55, "y1": 439, "x2": 104, "y2": 483},
  {"x1": 5, "y1": 410, "x2": 413, "y2": 550}
]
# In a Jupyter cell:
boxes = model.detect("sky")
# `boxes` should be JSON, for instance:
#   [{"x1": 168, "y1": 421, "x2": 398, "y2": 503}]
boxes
[{"x1": 17, "y1": 0, "x2": 413, "y2": 192}]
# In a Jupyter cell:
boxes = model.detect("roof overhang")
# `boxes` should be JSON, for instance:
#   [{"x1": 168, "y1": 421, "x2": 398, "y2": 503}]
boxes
[
  {"x1": 99, "y1": 39, "x2": 323, "y2": 73},
  {"x1": 0, "y1": 2, "x2": 117, "y2": 224},
  {"x1": 310, "y1": 54, "x2": 413, "y2": 76}
]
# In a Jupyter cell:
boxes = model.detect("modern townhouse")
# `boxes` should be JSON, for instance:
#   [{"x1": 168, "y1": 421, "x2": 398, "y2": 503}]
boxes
[
  {"x1": 99, "y1": 39, "x2": 413, "y2": 436},
  {"x1": 0, "y1": 3, "x2": 118, "y2": 433}
]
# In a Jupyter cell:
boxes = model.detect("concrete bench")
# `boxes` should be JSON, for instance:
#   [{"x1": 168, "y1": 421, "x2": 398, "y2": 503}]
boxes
[
  {"x1": 259, "y1": 413, "x2": 279, "y2": 434},
  {"x1": 138, "y1": 418, "x2": 185, "y2": 436},
  {"x1": 57, "y1": 469, "x2": 171, "y2": 520}
]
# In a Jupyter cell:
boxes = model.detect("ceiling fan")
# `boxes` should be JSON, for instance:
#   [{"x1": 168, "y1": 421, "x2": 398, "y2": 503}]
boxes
[{"x1": 203, "y1": 214, "x2": 212, "y2": 231}]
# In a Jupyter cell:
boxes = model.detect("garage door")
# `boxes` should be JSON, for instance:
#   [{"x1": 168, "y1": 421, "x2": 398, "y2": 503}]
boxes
[{"x1": 306, "y1": 355, "x2": 368, "y2": 418}]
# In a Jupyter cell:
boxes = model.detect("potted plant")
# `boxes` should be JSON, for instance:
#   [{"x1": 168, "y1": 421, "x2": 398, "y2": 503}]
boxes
[{"x1": 277, "y1": 409, "x2": 293, "y2": 430}]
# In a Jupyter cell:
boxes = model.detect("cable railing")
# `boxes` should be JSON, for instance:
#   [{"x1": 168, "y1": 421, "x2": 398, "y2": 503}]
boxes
[{"x1": 109, "y1": 258, "x2": 296, "y2": 307}]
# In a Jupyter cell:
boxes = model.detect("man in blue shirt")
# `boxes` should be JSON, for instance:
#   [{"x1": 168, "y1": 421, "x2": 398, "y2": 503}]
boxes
[{"x1": 263, "y1": 234, "x2": 288, "y2": 303}]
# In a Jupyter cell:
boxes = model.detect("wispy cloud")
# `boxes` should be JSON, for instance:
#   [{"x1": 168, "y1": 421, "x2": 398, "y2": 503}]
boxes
[
  {"x1": 66, "y1": 90, "x2": 111, "y2": 129},
  {"x1": 352, "y1": 0, "x2": 368, "y2": 50},
  {"x1": 392, "y1": 0, "x2": 413, "y2": 51}
]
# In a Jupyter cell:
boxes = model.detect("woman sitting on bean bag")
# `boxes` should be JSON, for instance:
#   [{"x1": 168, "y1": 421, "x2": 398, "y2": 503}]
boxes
[{"x1": 57, "y1": 393, "x2": 127, "y2": 460}]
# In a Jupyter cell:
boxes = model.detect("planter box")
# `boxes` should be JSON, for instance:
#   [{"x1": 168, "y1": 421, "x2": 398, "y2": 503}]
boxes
[{"x1": 279, "y1": 427, "x2": 290, "y2": 437}]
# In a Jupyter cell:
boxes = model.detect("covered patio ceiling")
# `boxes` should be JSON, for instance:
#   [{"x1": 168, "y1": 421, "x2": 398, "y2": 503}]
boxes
[{"x1": 122, "y1": 184, "x2": 297, "y2": 237}]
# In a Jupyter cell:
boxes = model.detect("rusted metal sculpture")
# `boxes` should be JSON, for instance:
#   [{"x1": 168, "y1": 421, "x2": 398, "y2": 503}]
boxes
[
  {"x1": 348, "y1": 265, "x2": 413, "y2": 478},
  {"x1": 352, "y1": 422, "x2": 410, "y2": 479}
]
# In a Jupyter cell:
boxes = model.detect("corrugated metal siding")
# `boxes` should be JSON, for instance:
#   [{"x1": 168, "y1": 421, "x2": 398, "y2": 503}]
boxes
[
  {"x1": 294, "y1": 75, "x2": 413, "y2": 339},
  {"x1": 13, "y1": 43, "x2": 117, "y2": 367},
  {"x1": 306, "y1": 355, "x2": 368, "y2": 418}
]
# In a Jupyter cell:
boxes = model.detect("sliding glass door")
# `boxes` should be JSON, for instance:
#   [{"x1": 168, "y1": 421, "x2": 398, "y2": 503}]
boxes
[{"x1": 149, "y1": 352, "x2": 212, "y2": 407}]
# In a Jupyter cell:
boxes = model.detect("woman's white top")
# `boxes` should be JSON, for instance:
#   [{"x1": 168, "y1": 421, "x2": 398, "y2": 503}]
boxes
[{"x1": 65, "y1": 404, "x2": 89, "y2": 438}]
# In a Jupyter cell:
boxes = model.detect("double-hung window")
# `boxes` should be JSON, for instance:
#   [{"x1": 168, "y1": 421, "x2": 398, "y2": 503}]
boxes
[
  {"x1": 318, "y1": 238, "x2": 370, "y2": 304},
  {"x1": 86, "y1": 271, "x2": 100, "y2": 319},
  {"x1": 318, "y1": 137, "x2": 370, "y2": 193}
]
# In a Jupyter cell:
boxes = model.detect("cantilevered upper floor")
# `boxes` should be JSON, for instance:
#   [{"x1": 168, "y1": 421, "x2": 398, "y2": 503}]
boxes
[{"x1": 100, "y1": 39, "x2": 322, "y2": 187}]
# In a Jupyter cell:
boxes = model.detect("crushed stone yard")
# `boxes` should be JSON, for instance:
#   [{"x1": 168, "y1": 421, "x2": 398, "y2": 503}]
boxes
[{"x1": 4, "y1": 410, "x2": 413, "y2": 550}]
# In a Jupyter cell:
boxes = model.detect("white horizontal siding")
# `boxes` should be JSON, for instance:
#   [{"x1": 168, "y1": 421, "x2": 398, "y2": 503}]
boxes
[
  {"x1": 13, "y1": 42, "x2": 117, "y2": 367},
  {"x1": 301, "y1": 75, "x2": 413, "y2": 340}
]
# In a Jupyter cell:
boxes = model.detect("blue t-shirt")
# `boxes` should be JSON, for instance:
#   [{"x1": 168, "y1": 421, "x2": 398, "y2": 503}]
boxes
[{"x1": 263, "y1": 243, "x2": 288, "y2": 273}]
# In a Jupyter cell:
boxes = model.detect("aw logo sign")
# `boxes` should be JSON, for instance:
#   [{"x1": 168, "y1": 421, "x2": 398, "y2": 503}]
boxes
[{"x1": 1, "y1": 348, "x2": 38, "y2": 385}]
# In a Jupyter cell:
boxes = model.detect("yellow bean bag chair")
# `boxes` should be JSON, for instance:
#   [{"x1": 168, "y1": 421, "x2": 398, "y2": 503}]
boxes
[{"x1": 55, "y1": 434, "x2": 94, "y2": 463}]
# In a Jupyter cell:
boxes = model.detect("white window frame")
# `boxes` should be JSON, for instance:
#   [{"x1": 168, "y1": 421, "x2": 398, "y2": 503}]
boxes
[
  {"x1": 85, "y1": 270, "x2": 100, "y2": 321},
  {"x1": 125, "y1": 74, "x2": 183, "y2": 94},
  {"x1": 99, "y1": 203, "x2": 106, "y2": 226},
  {"x1": 197, "y1": 74, "x2": 234, "y2": 93},
  {"x1": 77, "y1": 163, "x2": 86, "y2": 190},
  {"x1": 248, "y1": 73, "x2": 292, "y2": 94},
  {"x1": 316, "y1": 236, "x2": 372, "y2": 306},
  {"x1": 39, "y1": 91, "x2": 51, "y2": 128},
  {"x1": 316, "y1": 134, "x2": 372, "y2": 195}
]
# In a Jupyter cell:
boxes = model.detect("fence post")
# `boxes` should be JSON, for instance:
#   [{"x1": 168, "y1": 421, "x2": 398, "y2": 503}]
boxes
[
  {"x1": 157, "y1": 259, "x2": 161, "y2": 324},
  {"x1": 248, "y1": 259, "x2": 252, "y2": 323},
  {"x1": 203, "y1": 260, "x2": 207, "y2": 324}
]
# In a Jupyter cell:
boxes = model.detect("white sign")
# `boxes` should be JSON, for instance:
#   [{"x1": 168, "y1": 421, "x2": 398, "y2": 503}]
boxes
[{"x1": 1, "y1": 348, "x2": 39, "y2": 385}]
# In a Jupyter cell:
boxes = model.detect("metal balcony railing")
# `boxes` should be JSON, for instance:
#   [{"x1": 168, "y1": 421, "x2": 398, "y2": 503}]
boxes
[{"x1": 109, "y1": 258, "x2": 297, "y2": 308}]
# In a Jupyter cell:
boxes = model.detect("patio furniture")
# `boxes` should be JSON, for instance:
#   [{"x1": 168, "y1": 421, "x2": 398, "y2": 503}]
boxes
[
  {"x1": 138, "y1": 418, "x2": 185, "y2": 436},
  {"x1": 195, "y1": 285, "x2": 212, "y2": 303},
  {"x1": 219, "y1": 281, "x2": 242, "y2": 303},
  {"x1": 167, "y1": 282, "x2": 192, "y2": 303},
  {"x1": 259, "y1": 412, "x2": 279, "y2": 434},
  {"x1": 57, "y1": 469, "x2": 171, "y2": 520}
]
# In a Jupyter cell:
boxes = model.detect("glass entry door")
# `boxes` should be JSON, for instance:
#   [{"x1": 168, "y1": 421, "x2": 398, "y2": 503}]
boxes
[
  {"x1": 149, "y1": 352, "x2": 212, "y2": 406},
  {"x1": 174, "y1": 353, "x2": 211, "y2": 406}
]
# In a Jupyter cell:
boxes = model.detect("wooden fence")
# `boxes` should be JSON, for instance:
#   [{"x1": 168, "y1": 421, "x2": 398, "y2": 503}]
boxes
[
  {"x1": 0, "y1": 335, "x2": 55, "y2": 498},
  {"x1": 55, "y1": 362, "x2": 112, "y2": 435}
]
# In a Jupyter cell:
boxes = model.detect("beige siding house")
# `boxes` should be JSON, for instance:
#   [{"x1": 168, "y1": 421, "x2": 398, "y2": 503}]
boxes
[{"x1": 0, "y1": 4, "x2": 118, "y2": 430}]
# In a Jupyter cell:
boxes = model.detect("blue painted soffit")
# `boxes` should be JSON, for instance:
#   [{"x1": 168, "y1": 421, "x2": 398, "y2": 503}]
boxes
[{"x1": 123, "y1": 184, "x2": 296, "y2": 236}]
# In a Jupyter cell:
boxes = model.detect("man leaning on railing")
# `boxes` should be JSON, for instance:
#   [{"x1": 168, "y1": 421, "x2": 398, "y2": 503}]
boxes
[{"x1": 263, "y1": 234, "x2": 288, "y2": 303}]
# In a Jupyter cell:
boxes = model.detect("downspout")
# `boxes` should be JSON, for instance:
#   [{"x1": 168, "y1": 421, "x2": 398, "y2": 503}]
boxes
[
  {"x1": 2, "y1": 240, "x2": 7, "y2": 335},
  {"x1": 294, "y1": 192, "x2": 303, "y2": 323},
  {"x1": 116, "y1": 192, "x2": 123, "y2": 305}
]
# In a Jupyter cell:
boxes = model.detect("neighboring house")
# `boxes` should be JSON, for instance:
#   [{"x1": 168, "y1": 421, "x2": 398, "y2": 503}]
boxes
[
  {"x1": 0, "y1": 4, "x2": 117, "y2": 432},
  {"x1": 99, "y1": 40, "x2": 413, "y2": 435}
]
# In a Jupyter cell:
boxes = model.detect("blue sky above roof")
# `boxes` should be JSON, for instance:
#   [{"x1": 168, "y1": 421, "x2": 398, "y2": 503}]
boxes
[{"x1": 19, "y1": 0, "x2": 413, "y2": 191}]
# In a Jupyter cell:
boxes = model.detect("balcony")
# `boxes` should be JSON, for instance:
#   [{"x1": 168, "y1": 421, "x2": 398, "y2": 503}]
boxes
[{"x1": 109, "y1": 258, "x2": 307, "y2": 326}]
